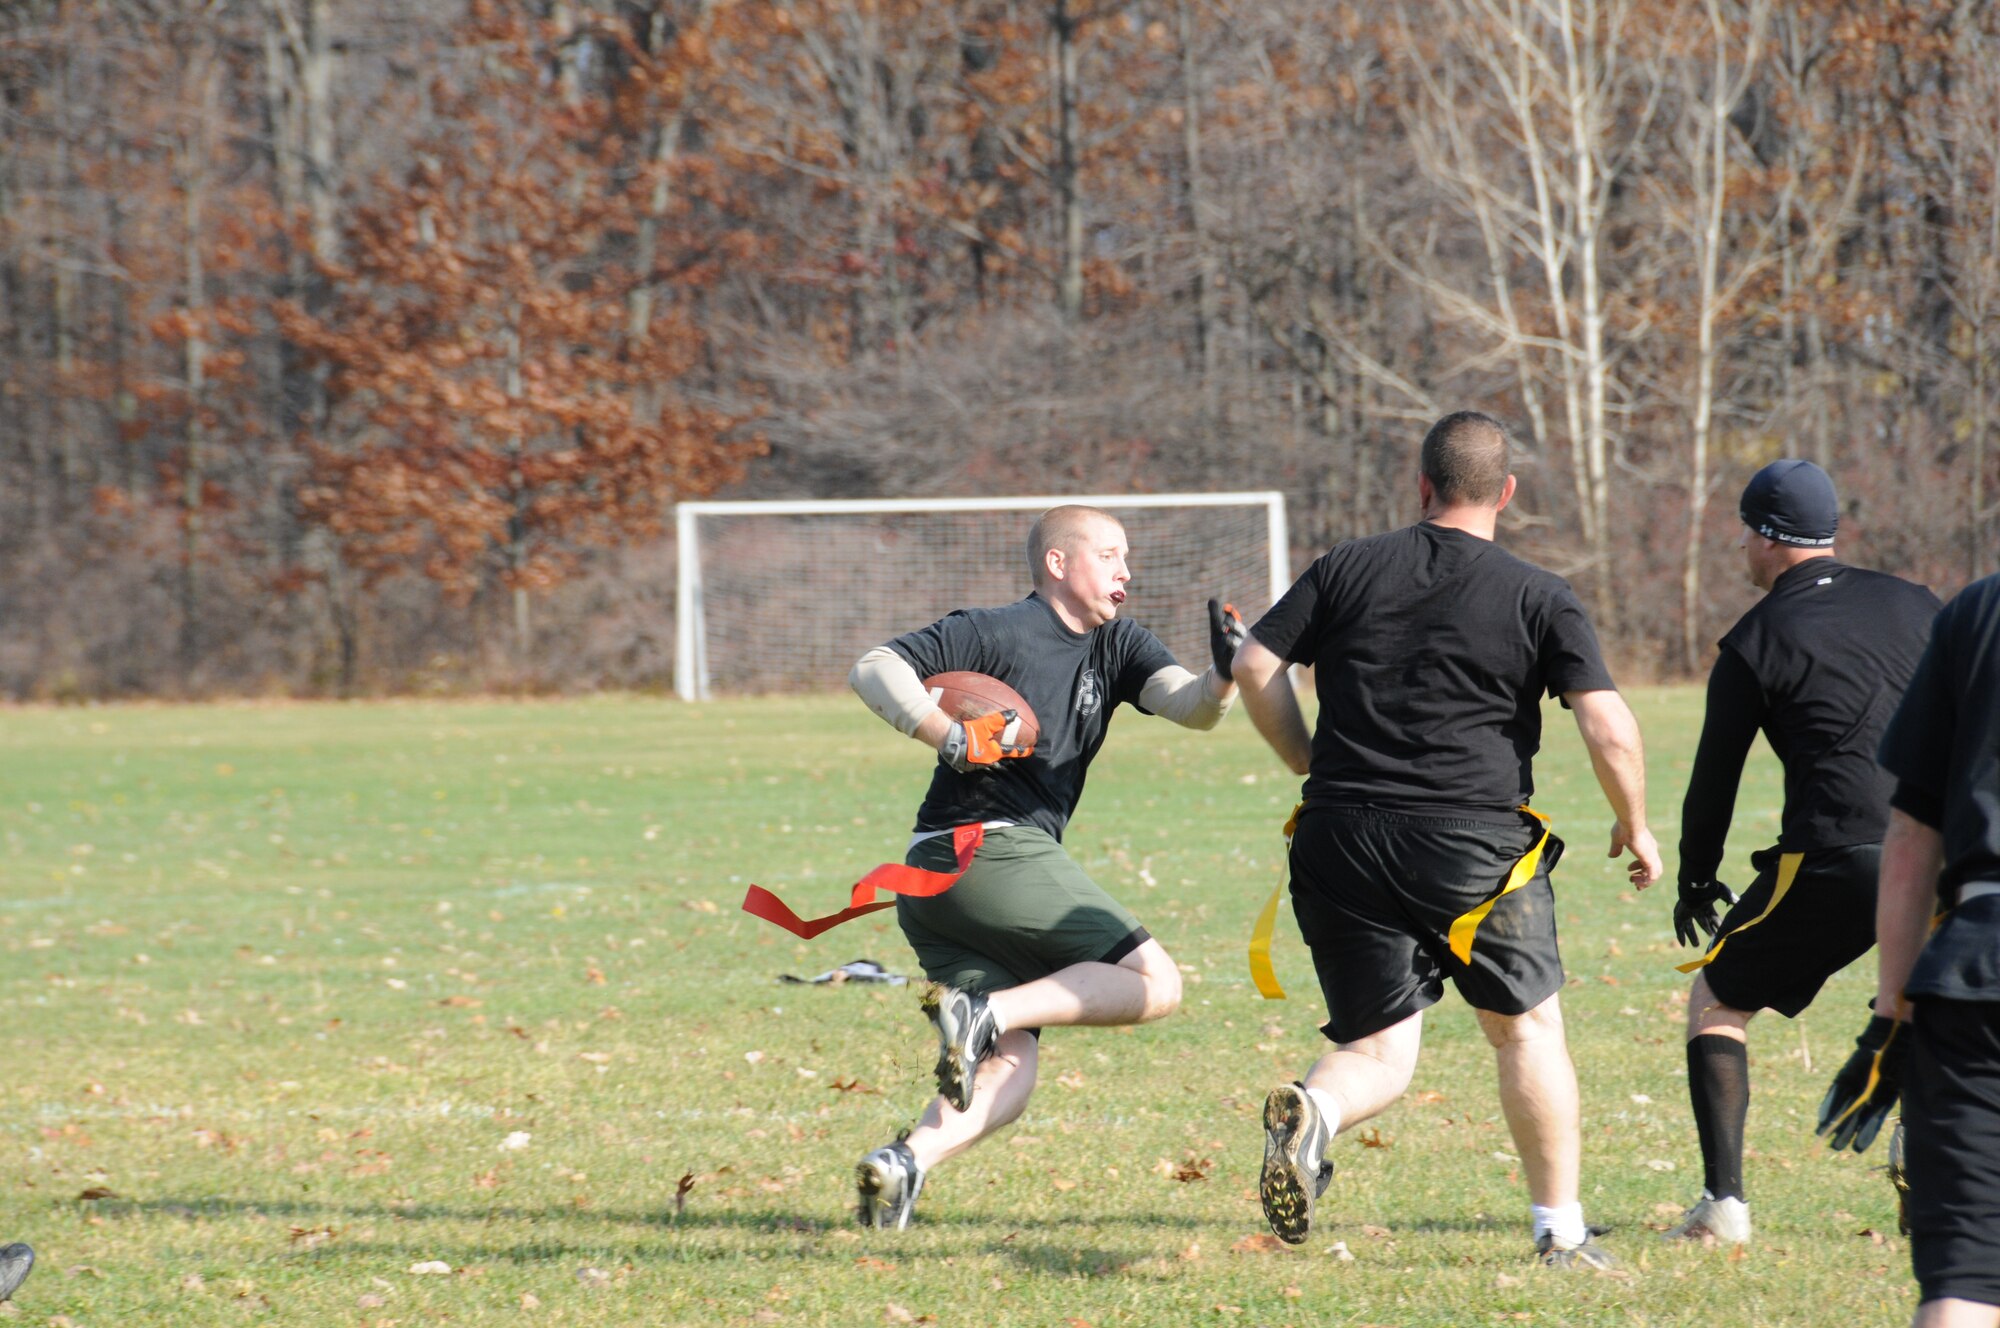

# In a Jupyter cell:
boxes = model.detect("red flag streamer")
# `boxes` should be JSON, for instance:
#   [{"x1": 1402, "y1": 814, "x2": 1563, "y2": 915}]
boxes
[{"x1": 741, "y1": 824, "x2": 985, "y2": 939}]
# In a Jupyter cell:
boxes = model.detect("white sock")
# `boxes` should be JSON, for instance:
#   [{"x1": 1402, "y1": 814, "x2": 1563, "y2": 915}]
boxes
[
  {"x1": 988, "y1": 1004, "x2": 1008, "y2": 1038},
  {"x1": 1304, "y1": 1085, "x2": 1343, "y2": 1137},
  {"x1": 1531, "y1": 1201, "x2": 1587, "y2": 1247}
]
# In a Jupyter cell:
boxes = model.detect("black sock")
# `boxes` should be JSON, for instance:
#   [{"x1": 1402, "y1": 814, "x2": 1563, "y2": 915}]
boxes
[{"x1": 1687, "y1": 1035, "x2": 1750, "y2": 1202}]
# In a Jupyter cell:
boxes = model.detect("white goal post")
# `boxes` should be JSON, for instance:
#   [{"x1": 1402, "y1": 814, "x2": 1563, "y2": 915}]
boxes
[{"x1": 674, "y1": 492, "x2": 1290, "y2": 700}]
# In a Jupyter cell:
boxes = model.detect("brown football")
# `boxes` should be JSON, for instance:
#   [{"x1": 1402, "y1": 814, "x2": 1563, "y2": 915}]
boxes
[{"x1": 923, "y1": 671, "x2": 1041, "y2": 750}]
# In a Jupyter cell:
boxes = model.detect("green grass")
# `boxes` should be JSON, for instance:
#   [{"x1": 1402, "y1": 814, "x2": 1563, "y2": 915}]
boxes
[{"x1": 0, "y1": 693, "x2": 1913, "y2": 1326}]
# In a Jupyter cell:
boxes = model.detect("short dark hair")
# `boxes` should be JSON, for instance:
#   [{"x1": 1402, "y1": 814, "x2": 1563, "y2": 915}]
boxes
[{"x1": 1420, "y1": 411, "x2": 1510, "y2": 506}]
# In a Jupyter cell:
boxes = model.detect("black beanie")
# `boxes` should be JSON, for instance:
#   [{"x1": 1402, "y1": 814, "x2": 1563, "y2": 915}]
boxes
[{"x1": 1740, "y1": 459, "x2": 1838, "y2": 547}]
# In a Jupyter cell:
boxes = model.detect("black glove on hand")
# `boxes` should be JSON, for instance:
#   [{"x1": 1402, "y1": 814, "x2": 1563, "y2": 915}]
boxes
[
  {"x1": 1673, "y1": 878, "x2": 1737, "y2": 949},
  {"x1": 1207, "y1": 598, "x2": 1246, "y2": 681},
  {"x1": 1817, "y1": 1013, "x2": 1910, "y2": 1153}
]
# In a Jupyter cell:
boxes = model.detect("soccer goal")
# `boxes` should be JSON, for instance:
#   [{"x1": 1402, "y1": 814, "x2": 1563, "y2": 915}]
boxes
[{"x1": 674, "y1": 492, "x2": 1290, "y2": 699}]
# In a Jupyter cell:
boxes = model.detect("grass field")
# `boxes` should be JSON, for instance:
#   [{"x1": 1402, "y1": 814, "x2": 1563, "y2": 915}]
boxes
[{"x1": 0, "y1": 692, "x2": 1915, "y2": 1326}]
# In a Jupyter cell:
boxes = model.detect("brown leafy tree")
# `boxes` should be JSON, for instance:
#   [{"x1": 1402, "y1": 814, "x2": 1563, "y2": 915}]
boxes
[{"x1": 281, "y1": 2, "x2": 756, "y2": 666}]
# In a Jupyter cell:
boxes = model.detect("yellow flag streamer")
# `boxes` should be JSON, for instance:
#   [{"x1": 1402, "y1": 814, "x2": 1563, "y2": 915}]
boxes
[
  {"x1": 1675, "y1": 851, "x2": 1802, "y2": 974},
  {"x1": 1248, "y1": 803, "x2": 1304, "y2": 1000},
  {"x1": 1446, "y1": 807, "x2": 1553, "y2": 966}
]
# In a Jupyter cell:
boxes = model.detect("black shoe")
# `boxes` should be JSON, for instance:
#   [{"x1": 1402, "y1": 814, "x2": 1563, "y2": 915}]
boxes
[
  {"x1": 0, "y1": 1243, "x2": 32, "y2": 1301},
  {"x1": 1535, "y1": 1230, "x2": 1619, "y2": 1272},
  {"x1": 920, "y1": 984, "x2": 998, "y2": 1112},
  {"x1": 856, "y1": 1140, "x2": 924, "y2": 1230},
  {"x1": 1259, "y1": 1083, "x2": 1333, "y2": 1245}
]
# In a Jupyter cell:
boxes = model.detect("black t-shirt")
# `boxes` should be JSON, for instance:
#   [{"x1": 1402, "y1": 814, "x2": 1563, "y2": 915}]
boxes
[
  {"x1": 1677, "y1": 560, "x2": 1940, "y2": 882},
  {"x1": 1250, "y1": 522, "x2": 1615, "y2": 821},
  {"x1": 886, "y1": 594, "x2": 1179, "y2": 843},
  {"x1": 1879, "y1": 572, "x2": 2000, "y2": 900}
]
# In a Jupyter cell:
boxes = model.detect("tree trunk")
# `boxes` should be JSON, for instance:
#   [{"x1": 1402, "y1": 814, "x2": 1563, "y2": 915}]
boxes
[
  {"x1": 504, "y1": 309, "x2": 532, "y2": 664},
  {"x1": 1051, "y1": 0, "x2": 1084, "y2": 322},
  {"x1": 1175, "y1": 0, "x2": 1216, "y2": 391},
  {"x1": 179, "y1": 160, "x2": 208, "y2": 673}
]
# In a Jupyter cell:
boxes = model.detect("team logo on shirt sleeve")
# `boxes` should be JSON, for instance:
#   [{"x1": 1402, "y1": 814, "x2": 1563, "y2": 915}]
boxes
[{"x1": 1075, "y1": 669, "x2": 1102, "y2": 717}]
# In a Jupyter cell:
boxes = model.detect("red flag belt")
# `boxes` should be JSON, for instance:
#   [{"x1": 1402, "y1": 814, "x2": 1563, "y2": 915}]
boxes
[{"x1": 741, "y1": 824, "x2": 986, "y2": 940}]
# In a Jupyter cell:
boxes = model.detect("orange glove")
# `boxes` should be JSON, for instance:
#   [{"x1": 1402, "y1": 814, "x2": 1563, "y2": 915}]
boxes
[{"x1": 941, "y1": 710, "x2": 1033, "y2": 772}]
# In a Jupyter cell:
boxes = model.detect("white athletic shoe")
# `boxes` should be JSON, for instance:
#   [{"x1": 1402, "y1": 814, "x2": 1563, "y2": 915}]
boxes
[
  {"x1": 1664, "y1": 1191, "x2": 1751, "y2": 1245},
  {"x1": 856, "y1": 1140, "x2": 924, "y2": 1230}
]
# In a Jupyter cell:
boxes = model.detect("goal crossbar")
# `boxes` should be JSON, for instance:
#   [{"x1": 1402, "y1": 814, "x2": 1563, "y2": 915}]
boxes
[{"x1": 674, "y1": 491, "x2": 1289, "y2": 701}]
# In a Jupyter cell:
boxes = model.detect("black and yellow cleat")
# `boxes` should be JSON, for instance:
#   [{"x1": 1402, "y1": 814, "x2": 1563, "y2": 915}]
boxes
[
  {"x1": 855, "y1": 1140, "x2": 925, "y2": 1230},
  {"x1": 920, "y1": 983, "x2": 998, "y2": 1112},
  {"x1": 1259, "y1": 1083, "x2": 1333, "y2": 1245}
]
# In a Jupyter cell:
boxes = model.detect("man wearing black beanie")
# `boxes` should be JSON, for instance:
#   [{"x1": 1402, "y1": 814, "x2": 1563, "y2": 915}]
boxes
[{"x1": 1663, "y1": 458, "x2": 1940, "y2": 1245}]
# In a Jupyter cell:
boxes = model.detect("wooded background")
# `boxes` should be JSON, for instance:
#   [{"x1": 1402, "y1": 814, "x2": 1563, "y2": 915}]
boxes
[{"x1": 4, "y1": 0, "x2": 1996, "y2": 697}]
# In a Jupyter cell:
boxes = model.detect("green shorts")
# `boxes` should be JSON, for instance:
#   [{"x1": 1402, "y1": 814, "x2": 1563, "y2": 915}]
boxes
[{"x1": 896, "y1": 824, "x2": 1150, "y2": 996}]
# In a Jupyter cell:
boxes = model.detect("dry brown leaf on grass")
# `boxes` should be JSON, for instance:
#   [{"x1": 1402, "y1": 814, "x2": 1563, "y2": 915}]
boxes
[
  {"x1": 408, "y1": 1261, "x2": 452, "y2": 1276},
  {"x1": 520, "y1": 1293, "x2": 541, "y2": 1309},
  {"x1": 288, "y1": 1225, "x2": 336, "y2": 1248},
  {"x1": 855, "y1": 1256, "x2": 897, "y2": 1272},
  {"x1": 1357, "y1": 1128, "x2": 1391, "y2": 1149},
  {"x1": 576, "y1": 1267, "x2": 612, "y2": 1288},
  {"x1": 829, "y1": 1077, "x2": 879, "y2": 1094},
  {"x1": 76, "y1": 1186, "x2": 117, "y2": 1201},
  {"x1": 1171, "y1": 1154, "x2": 1213, "y2": 1183},
  {"x1": 675, "y1": 1172, "x2": 696, "y2": 1213},
  {"x1": 1231, "y1": 1233, "x2": 1287, "y2": 1254}
]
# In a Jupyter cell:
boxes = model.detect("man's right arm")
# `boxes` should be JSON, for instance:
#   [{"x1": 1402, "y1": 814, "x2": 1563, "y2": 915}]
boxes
[
  {"x1": 1566, "y1": 688, "x2": 1663, "y2": 887},
  {"x1": 1233, "y1": 637, "x2": 1311, "y2": 775},
  {"x1": 1677, "y1": 648, "x2": 1762, "y2": 883},
  {"x1": 849, "y1": 646, "x2": 952, "y2": 749}
]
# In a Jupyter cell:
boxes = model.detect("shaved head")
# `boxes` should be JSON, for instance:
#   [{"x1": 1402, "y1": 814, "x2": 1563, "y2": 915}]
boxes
[
  {"x1": 1028, "y1": 505, "x2": 1123, "y2": 588},
  {"x1": 1421, "y1": 411, "x2": 1510, "y2": 506}
]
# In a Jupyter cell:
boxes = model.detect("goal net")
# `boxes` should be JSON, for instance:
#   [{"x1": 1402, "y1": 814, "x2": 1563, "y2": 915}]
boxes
[{"x1": 674, "y1": 493, "x2": 1289, "y2": 699}]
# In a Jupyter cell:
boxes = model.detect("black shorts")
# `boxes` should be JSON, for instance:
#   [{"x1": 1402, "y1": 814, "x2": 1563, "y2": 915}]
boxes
[
  {"x1": 1904, "y1": 996, "x2": 2000, "y2": 1308},
  {"x1": 1691, "y1": 843, "x2": 1879, "y2": 1018},
  {"x1": 1288, "y1": 807, "x2": 1566, "y2": 1045}
]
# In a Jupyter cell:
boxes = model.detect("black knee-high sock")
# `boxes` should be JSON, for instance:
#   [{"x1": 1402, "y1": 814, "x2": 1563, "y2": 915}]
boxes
[{"x1": 1687, "y1": 1035, "x2": 1750, "y2": 1202}]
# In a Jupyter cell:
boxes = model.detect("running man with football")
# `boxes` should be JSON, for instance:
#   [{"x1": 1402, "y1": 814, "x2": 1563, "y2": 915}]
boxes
[
  {"x1": 845, "y1": 503, "x2": 1246, "y2": 1228},
  {"x1": 1231, "y1": 410, "x2": 1661, "y2": 1269}
]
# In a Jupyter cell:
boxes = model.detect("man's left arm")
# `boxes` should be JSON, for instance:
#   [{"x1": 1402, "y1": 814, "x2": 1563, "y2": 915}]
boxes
[
  {"x1": 1132, "y1": 599, "x2": 1242, "y2": 730},
  {"x1": 1567, "y1": 688, "x2": 1663, "y2": 887}
]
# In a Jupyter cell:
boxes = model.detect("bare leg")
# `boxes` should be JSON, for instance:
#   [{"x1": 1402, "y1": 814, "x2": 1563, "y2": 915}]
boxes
[
  {"x1": 986, "y1": 938, "x2": 1182, "y2": 1031},
  {"x1": 904, "y1": 1029, "x2": 1039, "y2": 1170},
  {"x1": 1478, "y1": 994, "x2": 1579, "y2": 1208},
  {"x1": 1686, "y1": 969, "x2": 1755, "y2": 1042},
  {"x1": 1302, "y1": 1007, "x2": 1424, "y2": 1133},
  {"x1": 1913, "y1": 1300, "x2": 2000, "y2": 1328}
]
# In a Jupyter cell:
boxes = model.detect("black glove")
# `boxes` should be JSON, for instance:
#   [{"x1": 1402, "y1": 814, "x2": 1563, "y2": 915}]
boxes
[
  {"x1": 1673, "y1": 877, "x2": 1737, "y2": 949},
  {"x1": 1817, "y1": 1013, "x2": 1910, "y2": 1152},
  {"x1": 1207, "y1": 598, "x2": 1246, "y2": 681}
]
